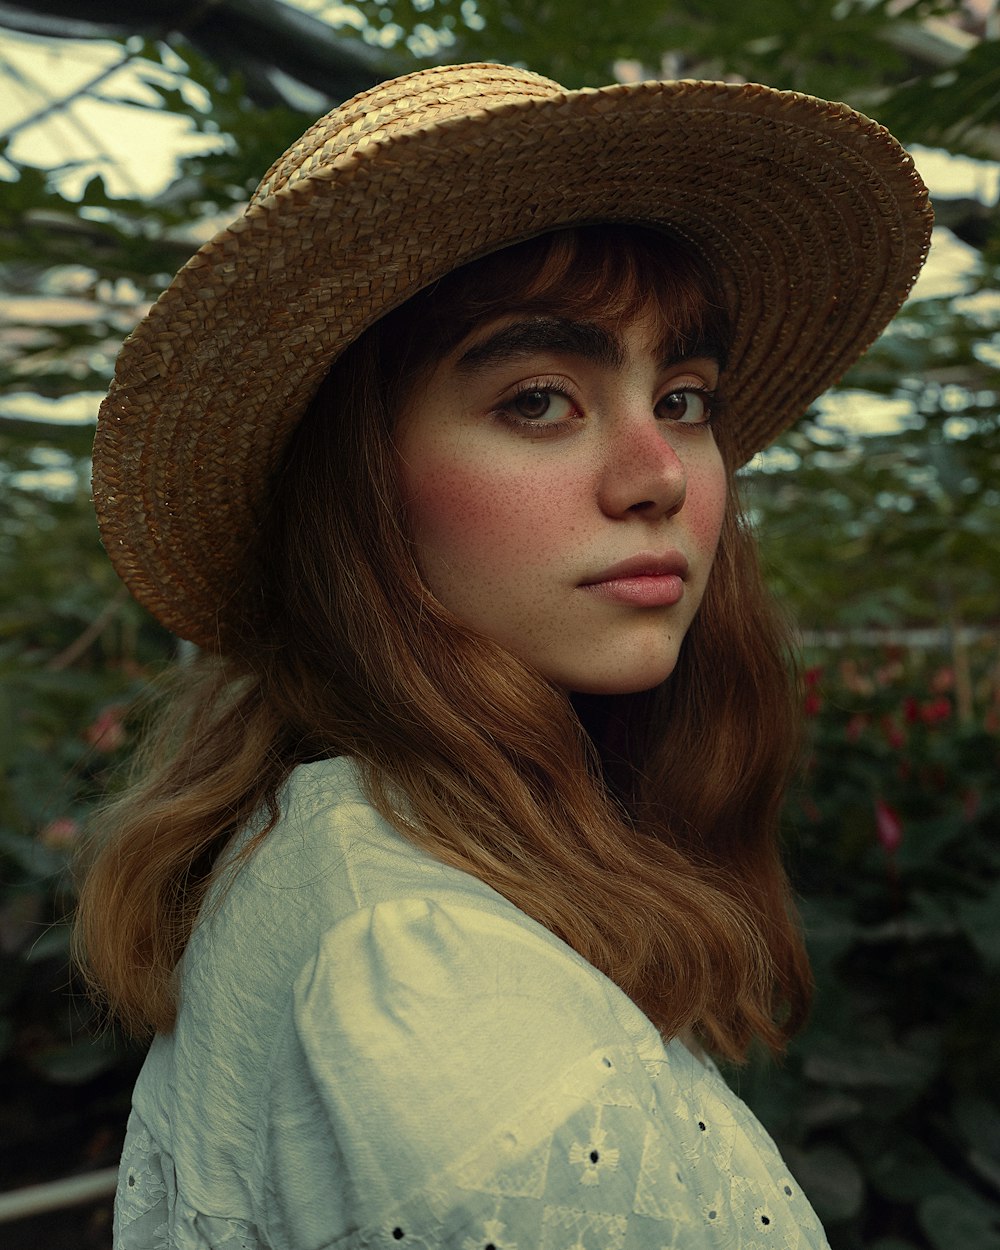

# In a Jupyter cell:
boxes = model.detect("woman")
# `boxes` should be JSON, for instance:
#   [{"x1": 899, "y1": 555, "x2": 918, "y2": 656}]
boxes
[{"x1": 77, "y1": 62, "x2": 932, "y2": 1247}]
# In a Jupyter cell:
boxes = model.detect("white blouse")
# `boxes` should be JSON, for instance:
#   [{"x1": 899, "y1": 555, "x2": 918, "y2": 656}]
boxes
[{"x1": 114, "y1": 757, "x2": 829, "y2": 1249}]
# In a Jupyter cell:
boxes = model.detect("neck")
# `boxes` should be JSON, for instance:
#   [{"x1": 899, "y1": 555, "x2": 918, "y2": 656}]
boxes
[{"x1": 569, "y1": 692, "x2": 635, "y2": 807}]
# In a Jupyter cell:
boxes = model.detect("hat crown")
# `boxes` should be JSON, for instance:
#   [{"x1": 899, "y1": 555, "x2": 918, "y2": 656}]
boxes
[{"x1": 253, "y1": 62, "x2": 565, "y2": 202}]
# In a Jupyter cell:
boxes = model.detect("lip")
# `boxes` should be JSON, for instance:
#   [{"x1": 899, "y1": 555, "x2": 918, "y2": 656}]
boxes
[
  {"x1": 580, "y1": 551, "x2": 689, "y2": 608},
  {"x1": 583, "y1": 552, "x2": 690, "y2": 584}
]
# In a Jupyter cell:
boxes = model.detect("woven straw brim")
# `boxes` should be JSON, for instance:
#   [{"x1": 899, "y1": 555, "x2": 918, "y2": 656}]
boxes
[{"x1": 92, "y1": 66, "x2": 932, "y2": 649}]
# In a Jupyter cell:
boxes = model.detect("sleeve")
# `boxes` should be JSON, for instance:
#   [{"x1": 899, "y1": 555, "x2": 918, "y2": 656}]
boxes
[{"x1": 258, "y1": 898, "x2": 829, "y2": 1250}]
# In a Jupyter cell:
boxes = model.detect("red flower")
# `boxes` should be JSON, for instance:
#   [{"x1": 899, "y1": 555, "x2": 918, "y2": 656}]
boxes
[
  {"x1": 874, "y1": 798, "x2": 903, "y2": 854},
  {"x1": 903, "y1": 696, "x2": 920, "y2": 724},
  {"x1": 920, "y1": 697, "x2": 951, "y2": 725},
  {"x1": 880, "y1": 715, "x2": 905, "y2": 750},
  {"x1": 804, "y1": 691, "x2": 822, "y2": 717}
]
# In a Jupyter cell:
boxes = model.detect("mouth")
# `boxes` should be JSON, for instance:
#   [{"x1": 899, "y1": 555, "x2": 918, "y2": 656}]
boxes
[
  {"x1": 580, "y1": 552, "x2": 689, "y2": 608},
  {"x1": 581, "y1": 551, "x2": 690, "y2": 585}
]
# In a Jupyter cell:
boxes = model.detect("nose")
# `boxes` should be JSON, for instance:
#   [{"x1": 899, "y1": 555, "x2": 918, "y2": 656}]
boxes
[{"x1": 596, "y1": 411, "x2": 687, "y2": 521}]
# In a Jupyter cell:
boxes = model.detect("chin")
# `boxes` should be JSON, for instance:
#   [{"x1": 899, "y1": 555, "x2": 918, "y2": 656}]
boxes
[{"x1": 562, "y1": 658, "x2": 679, "y2": 697}]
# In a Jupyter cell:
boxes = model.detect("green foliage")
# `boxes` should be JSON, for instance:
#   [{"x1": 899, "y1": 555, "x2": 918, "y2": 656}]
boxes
[
  {"x1": 877, "y1": 37, "x2": 1000, "y2": 162},
  {"x1": 742, "y1": 273, "x2": 1000, "y2": 633},
  {"x1": 0, "y1": 37, "x2": 315, "y2": 409},
  {"x1": 0, "y1": 424, "x2": 169, "y2": 1109},
  {"x1": 729, "y1": 648, "x2": 1000, "y2": 1249},
  {"x1": 361, "y1": 0, "x2": 1000, "y2": 162}
]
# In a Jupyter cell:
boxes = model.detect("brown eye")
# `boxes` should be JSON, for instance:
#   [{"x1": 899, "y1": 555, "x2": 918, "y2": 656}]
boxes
[
  {"x1": 657, "y1": 389, "x2": 712, "y2": 424},
  {"x1": 500, "y1": 387, "x2": 577, "y2": 429},
  {"x1": 514, "y1": 389, "x2": 553, "y2": 419}
]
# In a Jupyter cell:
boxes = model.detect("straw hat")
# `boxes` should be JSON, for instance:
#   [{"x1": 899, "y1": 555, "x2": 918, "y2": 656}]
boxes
[{"x1": 92, "y1": 61, "x2": 933, "y2": 649}]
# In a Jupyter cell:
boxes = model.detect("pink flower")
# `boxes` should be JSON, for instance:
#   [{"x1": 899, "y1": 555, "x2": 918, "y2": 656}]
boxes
[
  {"x1": 39, "y1": 818, "x2": 81, "y2": 849},
  {"x1": 875, "y1": 660, "x2": 904, "y2": 687},
  {"x1": 874, "y1": 798, "x2": 903, "y2": 854},
  {"x1": 84, "y1": 705, "x2": 127, "y2": 753},
  {"x1": 930, "y1": 667, "x2": 955, "y2": 694},
  {"x1": 839, "y1": 660, "x2": 874, "y2": 695}
]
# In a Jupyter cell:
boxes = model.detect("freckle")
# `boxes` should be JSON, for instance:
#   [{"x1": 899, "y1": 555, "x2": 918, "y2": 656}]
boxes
[{"x1": 682, "y1": 463, "x2": 727, "y2": 547}]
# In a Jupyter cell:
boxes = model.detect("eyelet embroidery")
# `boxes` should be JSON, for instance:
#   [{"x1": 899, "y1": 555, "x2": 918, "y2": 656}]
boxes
[
  {"x1": 113, "y1": 1045, "x2": 829, "y2": 1250},
  {"x1": 461, "y1": 1216, "x2": 517, "y2": 1250},
  {"x1": 567, "y1": 1108, "x2": 621, "y2": 1187}
]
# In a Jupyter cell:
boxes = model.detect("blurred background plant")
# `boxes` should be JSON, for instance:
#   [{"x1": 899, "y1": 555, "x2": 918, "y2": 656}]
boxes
[
  {"x1": 0, "y1": 1, "x2": 997, "y2": 1246},
  {"x1": 730, "y1": 641, "x2": 1000, "y2": 1250}
]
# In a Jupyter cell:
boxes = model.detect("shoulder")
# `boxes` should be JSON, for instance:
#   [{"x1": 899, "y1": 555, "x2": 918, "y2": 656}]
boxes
[
  {"x1": 261, "y1": 894, "x2": 829, "y2": 1248},
  {"x1": 261, "y1": 890, "x2": 659, "y2": 1235},
  {"x1": 195, "y1": 756, "x2": 535, "y2": 987},
  {"x1": 291, "y1": 893, "x2": 638, "y2": 1060},
  {"x1": 222, "y1": 757, "x2": 520, "y2": 915}
]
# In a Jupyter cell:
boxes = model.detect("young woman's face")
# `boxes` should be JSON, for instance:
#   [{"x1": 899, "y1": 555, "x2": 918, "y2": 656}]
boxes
[{"x1": 394, "y1": 307, "x2": 727, "y2": 695}]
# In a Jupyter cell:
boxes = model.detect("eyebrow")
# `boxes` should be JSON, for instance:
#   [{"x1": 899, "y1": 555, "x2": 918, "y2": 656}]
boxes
[
  {"x1": 453, "y1": 315, "x2": 722, "y2": 376},
  {"x1": 455, "y1": 317, "x2": 623, "y2": 375}
]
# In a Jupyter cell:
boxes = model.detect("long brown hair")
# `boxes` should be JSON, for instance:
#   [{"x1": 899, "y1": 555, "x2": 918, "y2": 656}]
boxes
[{"x1": 75, "y1": 225, "x2": 810, "y2": 1061}]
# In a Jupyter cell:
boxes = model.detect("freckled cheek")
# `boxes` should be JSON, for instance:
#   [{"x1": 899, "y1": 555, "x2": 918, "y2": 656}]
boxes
[
  {"x1": 401, "y1": 459, "x2": 577, "y2": 570},
  {"x1": 684, "y1": 454, "x2": 728, "y2": 558}
]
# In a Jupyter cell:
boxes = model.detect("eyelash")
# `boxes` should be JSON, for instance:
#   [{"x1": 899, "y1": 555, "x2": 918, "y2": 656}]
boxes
[
  {"x1": 493, "y1": 377, "x2": 720, "y2": 434},
  {"x1": 492, "y1": 377, "x2": 578, "y2": 432}
]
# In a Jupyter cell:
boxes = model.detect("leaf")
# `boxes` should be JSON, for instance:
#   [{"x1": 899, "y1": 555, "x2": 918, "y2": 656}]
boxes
[
  {"x1": 954, "y1": 1095, "x2": 1000, "y2": 1196},
  {"x1": 28, "y1": 1035, "x2": 122, "y2": 1085},
  {"x1": 866, "y1": 1134, "x2": 961, "y2": 1204},
  {"x1": 0, "y1": 831, "x2": 67, "y2": 881},
  {"x1": 803, "y1": 1041, "x2": 935, "y2": 1091},
  {"x1": 963, "y1": 882, "x2": 1000, "y2": 965},
  {"x1": 917, "y1": 1192, "x2": 1000, "y2": 1250},
  {"x1": 877, "y1": 38, "x2": 1000, "y2": 160},
  {"x1": 786, "y1": 1143, "x2": 865, "y2": 1222}
]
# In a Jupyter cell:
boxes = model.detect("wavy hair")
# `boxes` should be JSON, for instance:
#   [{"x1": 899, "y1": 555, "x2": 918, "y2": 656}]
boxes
[{"x1": 75, "y1": 225, "x2": 810, "y2": 1061}]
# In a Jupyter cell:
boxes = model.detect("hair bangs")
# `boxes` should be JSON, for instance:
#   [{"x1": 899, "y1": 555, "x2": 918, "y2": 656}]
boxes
[{"x1": 377, "y1": 224, "x2": 732, "y2": 411}]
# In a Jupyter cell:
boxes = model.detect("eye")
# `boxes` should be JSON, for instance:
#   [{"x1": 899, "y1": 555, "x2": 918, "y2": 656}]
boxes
[
  {"x1": 657, "y1": 387, "x2": 714, "y2": 425},
  {"x1": 510, "y1": 388, "x2": 575, "y2": 422},
  {"x1": 495, "y1": 383, "x2": 580, "y2": 431}
]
